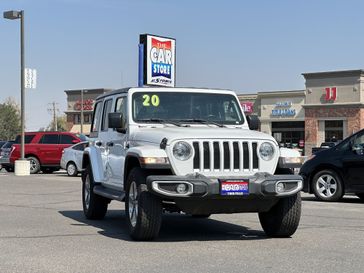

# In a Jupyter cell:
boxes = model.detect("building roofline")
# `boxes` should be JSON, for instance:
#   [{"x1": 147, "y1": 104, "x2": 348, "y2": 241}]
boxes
[{"x1": 302, "y1": 69, "x2": 364, "y2": 79}]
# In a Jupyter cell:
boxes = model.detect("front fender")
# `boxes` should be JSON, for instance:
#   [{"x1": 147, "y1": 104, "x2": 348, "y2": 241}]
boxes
[
  {"x1": 82, "y1": 146, "x2": 105, "y2": 183},
  {"x1": 127, "y1": 146, "x2": 168, "y2": 158}
]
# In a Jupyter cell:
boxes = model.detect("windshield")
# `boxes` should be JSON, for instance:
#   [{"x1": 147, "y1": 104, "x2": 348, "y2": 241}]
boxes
[{"x1": 132, "y1": 92, "x2": 244, "y2": 125}]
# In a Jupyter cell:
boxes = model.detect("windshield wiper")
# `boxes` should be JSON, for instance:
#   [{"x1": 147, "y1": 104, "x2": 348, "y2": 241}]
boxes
[
  {"x1": 137, "y1": 118, "x2": 184, "y2": 127},
  {"x1": 178, "y1": 118, "x2": 225, "y2": 128}
]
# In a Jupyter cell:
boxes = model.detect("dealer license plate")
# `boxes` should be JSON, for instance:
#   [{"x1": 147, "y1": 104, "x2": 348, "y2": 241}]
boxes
[{"x1": 220, "y1": 180, "x2": 249, "y2": 196}]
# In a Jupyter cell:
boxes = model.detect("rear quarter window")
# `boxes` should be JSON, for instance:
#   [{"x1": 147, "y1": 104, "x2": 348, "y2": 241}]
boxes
[
  {"x1": 60, "y1": 134, "x2": 76, "y2": 144},
  {"x1": 15, "y1": 135, "x2": 35, "y2": 144}
]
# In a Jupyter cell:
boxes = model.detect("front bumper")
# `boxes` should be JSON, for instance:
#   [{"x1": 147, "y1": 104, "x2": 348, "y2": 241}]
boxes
[
  {"x1": 146, "y1": 173, "x2": 302, "y2": 214},
  {"x1": 146, "y1": 172, "x2": 302, "y2": 198}
]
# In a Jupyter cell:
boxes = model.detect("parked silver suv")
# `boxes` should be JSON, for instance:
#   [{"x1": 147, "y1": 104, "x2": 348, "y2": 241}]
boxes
[{"x1": 82, "y1": 87, "x2": 304, "y2": 240}]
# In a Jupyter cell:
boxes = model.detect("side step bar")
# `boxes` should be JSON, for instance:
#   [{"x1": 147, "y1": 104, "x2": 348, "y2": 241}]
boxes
[{"x1": 93, "y1": 185, "x2": 125, "y2": 202}]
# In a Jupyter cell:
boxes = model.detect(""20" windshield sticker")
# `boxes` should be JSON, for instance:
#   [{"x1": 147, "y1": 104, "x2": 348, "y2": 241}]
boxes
[{"x1": 142, "y1": 94, "x2": 160, "y2": 107}]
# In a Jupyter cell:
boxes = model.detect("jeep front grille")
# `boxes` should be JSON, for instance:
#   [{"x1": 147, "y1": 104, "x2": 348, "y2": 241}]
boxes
[{"x1": 192, "y1": 141, "x2": 259, "y2": 172}]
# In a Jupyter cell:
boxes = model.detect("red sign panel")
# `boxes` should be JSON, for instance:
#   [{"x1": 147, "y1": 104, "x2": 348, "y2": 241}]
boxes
[
  {"x1": 74, "y1": 99, "x2": 94, "y2": 111},
  {"x1": 325, "y1": 87, "x2": 337, "y2": 101},
  {"x1": 240, "y1": 102, "x2": 254, "y2": 113}
]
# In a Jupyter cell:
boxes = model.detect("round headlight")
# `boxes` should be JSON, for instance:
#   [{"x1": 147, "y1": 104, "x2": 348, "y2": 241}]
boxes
[
  {"x1": 173, "y1": 141, "x2": 192, "y2": 161},
  {"x1": 259, "y1": 142, "x2": 275, "y2": 161}
]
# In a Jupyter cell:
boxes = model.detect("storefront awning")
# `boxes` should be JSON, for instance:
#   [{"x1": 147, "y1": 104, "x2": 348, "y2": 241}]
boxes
[{"x1": 70, "y1": 124, "x2": 91, "y2": 134}]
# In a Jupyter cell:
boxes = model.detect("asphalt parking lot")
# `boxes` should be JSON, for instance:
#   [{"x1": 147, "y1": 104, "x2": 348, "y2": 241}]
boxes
[{"x1": 0, "y1": 170, "x2": 364, "y2": 273}]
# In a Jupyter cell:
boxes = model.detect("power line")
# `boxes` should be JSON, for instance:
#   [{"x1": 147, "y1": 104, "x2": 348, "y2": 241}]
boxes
[{"x1": 47, "y1": 102, "x2": 59, "y2": 131}]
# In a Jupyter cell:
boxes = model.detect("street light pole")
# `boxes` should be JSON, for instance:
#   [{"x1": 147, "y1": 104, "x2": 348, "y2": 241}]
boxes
[
  {"x1": 80, "y1": 89, "x2": 84, "y2": 134},
  {"x1": 20, "y1": 10, "x2": 25, "y2": 159},
  {"x1": 4, "y1": 10, "x2": 29, "y2": 175},
  {"x1": 3, "y1": 10, "x2": 25, "y2": 160}
]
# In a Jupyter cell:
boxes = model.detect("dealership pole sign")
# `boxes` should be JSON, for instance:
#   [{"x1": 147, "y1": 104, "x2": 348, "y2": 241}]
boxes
[{"x1": 139, "y1": 34, "x2": 176, "y2": 87}]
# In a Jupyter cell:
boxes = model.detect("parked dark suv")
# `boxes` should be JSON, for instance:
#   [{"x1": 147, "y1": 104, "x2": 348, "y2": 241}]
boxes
[
  {"x1": 300, "y1": 129, "x2": 364, "y2": 202},
  {"x1": 8, "y1": 132, "x2": 83, "y2": 174}
]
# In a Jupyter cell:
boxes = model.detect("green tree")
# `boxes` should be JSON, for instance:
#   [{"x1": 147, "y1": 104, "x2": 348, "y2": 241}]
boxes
[
  {"x1": 0, "y1": 98, "x2": 21, "y2": 140},
  {"x1": 46, "y1": 115, "x2": 68, "y2": 132}
]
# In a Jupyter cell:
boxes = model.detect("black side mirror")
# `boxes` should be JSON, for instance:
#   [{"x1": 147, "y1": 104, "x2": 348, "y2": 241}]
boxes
[
  {"x1": 108, "y1": 112, "x2": 126, "y2": 133},
  {"x1": 247, "y1": 115, "x2": 260, "y2": 130}
]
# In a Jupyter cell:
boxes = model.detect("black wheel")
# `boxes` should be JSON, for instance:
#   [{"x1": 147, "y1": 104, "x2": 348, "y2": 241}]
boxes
[
  {"x1": 125, "y1": 167, "x2": 162, "y2": 241},
  {"x1": 191, "y1": 214, "x2": 211, "y2": 218},
  {"x1": 356, "y1": 193, "x2": 364, "y2": 202},
  {"x1": 312, "y1": 169, "x2": 343, "y2": 201},
  {"x1": 259, "y1": 193, "x2": 301, "y2": 237},
  {"x1": 4, "y1": 166, "x2": 14, "y2": 172},
  {"x1": 66, "y1": 162, "x2": 78, "y2": 176},
  {"x1": 27, "y1": 156, "x2": 40, "y2": 174},
  {"x1": 82, "y1": 166, "x2": 108, "y2": 219}
]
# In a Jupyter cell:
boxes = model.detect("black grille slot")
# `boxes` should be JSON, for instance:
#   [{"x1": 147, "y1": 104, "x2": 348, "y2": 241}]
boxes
[
  {"x1": 213, "y1": 142, "x2": 220, "y2": 169},
  {"x1": 203, "y1": 142, "x2": 210, "y2": 170},
  {"x1": 233, "y1": 142, "x2": 240, "y2": 169},
  {"x1": 193, "y1": 142, "x2": 200, "y2": 169},
  {"x1": 223, "y1": 142, "x2": 230, "y2": 169},
  {"x1": 252, "y1": 142, "x2": 259, "y2": 169},
  {"x1": 243, "y1": 142, "x2": 249, "y2": 169}
]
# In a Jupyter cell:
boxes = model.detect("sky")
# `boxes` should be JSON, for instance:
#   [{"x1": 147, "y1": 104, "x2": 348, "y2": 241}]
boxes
[{"x1": 1, "y1": 0, "x2": 364, "y2": 131}]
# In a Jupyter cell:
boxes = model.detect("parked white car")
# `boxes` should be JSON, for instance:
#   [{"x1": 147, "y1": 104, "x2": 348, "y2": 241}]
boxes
[{"x1": 60, "y1": 141, "x2": 89, "y2": 176}]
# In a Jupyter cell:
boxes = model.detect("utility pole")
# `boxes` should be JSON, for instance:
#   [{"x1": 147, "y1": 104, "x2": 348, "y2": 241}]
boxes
[{"x1": 47, "y1": 102, "x2": 59, "y2": 131}]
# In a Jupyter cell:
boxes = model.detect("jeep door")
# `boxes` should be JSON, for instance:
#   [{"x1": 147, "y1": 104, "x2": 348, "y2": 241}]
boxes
[
  {"x1": 107, "y1": 95, "x2": 128, "y2": 188},
  {"x1": 97, "y1": 98, "x2": 114, "y2": 186}
]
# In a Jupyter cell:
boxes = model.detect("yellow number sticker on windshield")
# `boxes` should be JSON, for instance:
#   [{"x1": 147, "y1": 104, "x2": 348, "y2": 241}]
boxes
[
  {"x1": 142, "y1": 94, "x2": 160, "y2": 107},
  {"x1": 151, "y1": 95, "x2": 160, "y2": 106},
  {"x1": 142, "y1": 94, "x2": 150, "y2": 106}
]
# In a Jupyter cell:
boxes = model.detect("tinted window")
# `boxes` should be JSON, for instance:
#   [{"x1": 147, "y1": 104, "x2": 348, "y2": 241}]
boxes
[
  {"x1": 101, "y1": 99, "x2": 113, "y2": 131},
  {"x1": 15, "y1": 135, "x2": 35, "y2": 144},
  {"x1": 91, "y1": 101, "x2": 102, "y2": 133},
  {"x1": 72, "y1": 142, "x2": 88, "y2": 151},
  {"x1": 40, "y1": 134, "x2": 59, "y2": 144},
  {"x1": 60, "y1": 134, "x2": 76, "y2": 144},
  {"x1": 115, "y1": 96, "x2": 127, "y2": 128},
  {"x1": 2, "y1": 141, "x2": 14, "y2": 148}
]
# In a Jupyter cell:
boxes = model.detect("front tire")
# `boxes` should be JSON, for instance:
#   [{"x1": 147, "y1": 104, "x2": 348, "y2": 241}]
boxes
[
  {"x1": 259, "y1": 193, "x2": 301, "y2": 237},
  {"x1": 82, "y1": 166, "x2": 108, "y2": 219},
  {"x1": 312, "y1": 169, "x2": 343, "y2": 201},
  {"x1": 125, "y1": 167, "x2": 162, "y2": 241}
]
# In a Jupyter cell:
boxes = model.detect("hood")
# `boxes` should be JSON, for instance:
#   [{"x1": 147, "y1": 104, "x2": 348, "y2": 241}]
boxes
[{"x1": 129, "y1": 126, "x2": 276, "y2": 146}]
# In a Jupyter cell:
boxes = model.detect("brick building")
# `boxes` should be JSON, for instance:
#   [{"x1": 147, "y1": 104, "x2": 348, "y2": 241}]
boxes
[
  {"x1": 64, "y1": 88, "x2": 111, "y2": 134},
  {"x1": 238, "y1": 69, "x2": 364, "y2": 155}
]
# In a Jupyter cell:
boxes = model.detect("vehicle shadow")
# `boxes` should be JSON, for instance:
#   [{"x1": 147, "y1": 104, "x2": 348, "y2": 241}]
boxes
[
  {"x1": 59, "y1": 210, "x2": 270, "y2": 242},
  {"x1": 302, "y1": 195, "x2": 363, "y2": 204}
]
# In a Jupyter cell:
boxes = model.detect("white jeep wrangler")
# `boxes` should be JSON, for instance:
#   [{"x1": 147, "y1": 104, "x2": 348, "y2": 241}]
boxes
[{"x1": 82, "y1": 87, "x2": 304, "y2": 240}]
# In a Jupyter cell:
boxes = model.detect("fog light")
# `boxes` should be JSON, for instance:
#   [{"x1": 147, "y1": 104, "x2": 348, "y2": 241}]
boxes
[
  {"x1": 276, "y1": 182, "x2": 285, "y2": 193},
  {"x1": 176, "y1": 183, "x2": 187, "y2": 194}
]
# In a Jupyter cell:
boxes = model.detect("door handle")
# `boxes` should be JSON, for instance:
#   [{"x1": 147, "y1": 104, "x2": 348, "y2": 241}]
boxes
[{"x1": 106, "y1": 141, "x2": 114, "y2": 147}]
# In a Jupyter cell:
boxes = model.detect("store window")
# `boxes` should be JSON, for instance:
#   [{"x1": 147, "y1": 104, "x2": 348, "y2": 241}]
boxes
[
  {"x1": 74, "y1": 114, "x2": 81, "y2": 124},
  {"x1": 84, "y1": 114, "x2": 91, "y2": 124},
  {"x1": 325, "y1": 120, "x2": 343, "y2": 142},
  {"x1": 272, "y1": 121, "x2": 305, "y2": 154}
]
